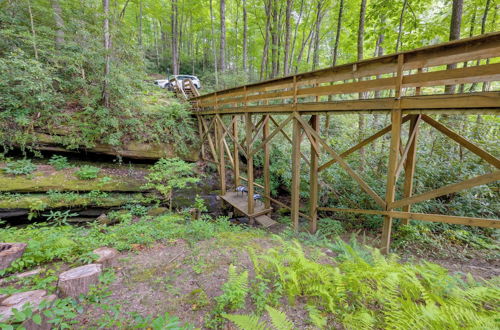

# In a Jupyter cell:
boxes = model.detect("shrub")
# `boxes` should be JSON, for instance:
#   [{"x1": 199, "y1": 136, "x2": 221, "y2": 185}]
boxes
[
  {"x1": 4, "y1": 159, "x2": 37, "y2": 175},
  {"x1": 48, "y1": 155, "x2": 71, "y2": 170},
  {"x1": 75, "y1": 165, "x2": 100, "y2": 180},
  {"x1": 143, "y1": 158, "x2": 199, "y2": 210}
]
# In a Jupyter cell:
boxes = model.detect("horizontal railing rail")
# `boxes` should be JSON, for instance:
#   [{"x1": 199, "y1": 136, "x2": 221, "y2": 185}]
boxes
[{"x1": 191, "y1": 32, "x2": 500, "y2": 115}]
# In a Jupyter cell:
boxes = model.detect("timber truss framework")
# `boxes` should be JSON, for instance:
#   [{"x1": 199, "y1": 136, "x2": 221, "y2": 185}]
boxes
[{"x1": 192, "y1": 32, "x2": 500, "y2": 253}]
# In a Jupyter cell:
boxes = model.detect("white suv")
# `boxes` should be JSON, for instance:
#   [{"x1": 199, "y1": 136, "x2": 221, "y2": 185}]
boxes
[{"x1": 155, "y1": 75, "x2": 201, "y2": 89}]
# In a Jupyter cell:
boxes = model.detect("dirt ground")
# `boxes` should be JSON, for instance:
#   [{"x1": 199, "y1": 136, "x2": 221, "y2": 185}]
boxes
[{"x1": 73, "y1": 231, "x2": 499, "y2": 329}]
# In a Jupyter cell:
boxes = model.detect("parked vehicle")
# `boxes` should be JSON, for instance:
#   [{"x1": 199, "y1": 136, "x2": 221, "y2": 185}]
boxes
[{"x1": 154, "y1": 75, "x2": 201, "y2": 90}]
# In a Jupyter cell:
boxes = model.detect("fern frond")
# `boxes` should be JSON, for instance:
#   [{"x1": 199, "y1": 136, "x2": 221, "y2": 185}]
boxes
[
  {"x1": 265, "y1": 305, "x2": 294, "y2": 330},
  {"x1": 222, "y1": 313, "x2": 267, "y2": 330}
]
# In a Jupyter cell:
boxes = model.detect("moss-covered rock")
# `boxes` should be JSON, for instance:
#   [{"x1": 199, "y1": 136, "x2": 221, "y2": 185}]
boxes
[
  {"x1": 0, "y1": 164, "x2": 146, "y2": 192},
  {"x1": 0, "y1": 193, "x2": 149, "y2": 210}
]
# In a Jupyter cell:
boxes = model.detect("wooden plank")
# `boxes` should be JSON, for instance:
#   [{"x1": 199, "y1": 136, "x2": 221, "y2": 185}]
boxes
[
  {"x1": 200, "y1": 116, "x2": 218, "y2": 163},
  {"x1": 291, "y1": 114, "x2": 302, "y2": 231},
  {"x1": 216, "y1": 118, "x2": 226, "y2": 195},
  {"x1": 391, "y1": 171, "x2": 500, "y2": 209},
  {"x1": 296, "y1": 114, "x2": 387, "y2": 208},
  {"x1": 402, "y1": 62, "x2": 500, "y2": 88},
  {"x1": 220, "y1": 191, "x2": 269, "y2": 217},
  {"x1": 421, "y1": 115, "x2": 500, "y2": 168},
  {"x1": 318, "y1": 115, "x2": 412, "y2": 172},
  {"x1": 309, "y1": 115, "x2": 319, "y2": 233},
  {"x1": 263, "y1": 115, "x2": 271, "y2": 209},
  {"x1": 233, "y1": 116, "x2": 240, "y2": 188},
  {"x1": 196, "y1": 93, "x2": 500, "y2": 116},
  {"x1": 245, "y1": 113, "x2": 255, "y2": 223},
  {"x1": 401, "y1": 115, "x2": 420, "y2": 225},
  {"x1": 395, "y1": 115, "x2": 421, "y2": 179},
  {"x1": 317, "y1": 207, "x2": 500, "y2": 229},
  {"x1": 254, "y1": 215, "x2": 278, "y2": 228},
  {"x1": 382, "y1": 54, "x2": 404, "y2": 254},
  {"x1": 193, "y1": 33, "x2": 500, "y2": 103}
]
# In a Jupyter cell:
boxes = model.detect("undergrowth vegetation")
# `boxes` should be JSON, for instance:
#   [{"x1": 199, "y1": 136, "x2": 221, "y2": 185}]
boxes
[{"x1": 0, "y1": 214, "x2": 242, "y2": 276}]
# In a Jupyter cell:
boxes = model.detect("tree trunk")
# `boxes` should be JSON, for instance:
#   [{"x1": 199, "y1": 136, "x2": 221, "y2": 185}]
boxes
[
  {"x1": 332, "y1": 0, "x2": 344, "y2": 66},
  {"x1": 260, "y1": 0, "x2": 272, "y2": 80},
  {"x1": 102, "y1": 0, "x2": 111, "y2": 107},
  {"x1": 27, "y1": 0, "x2": 38, "y2": 60},
  {"x1": 444, "y1": 0, "x2": 463, "y2": 94},
  {"x1": 171, "y1": 0, "x2": 179, "y2": 75},
  {"x1": 289, "y1": 0, "x2": 304, "y2": 72},
  {"x1": 312, "y1": 0, "x2": 324, "y2": 70},
  {"x1": 395, "y1": 0, "x2": 407, "y2": 52},
  {"x1": 283, "y1": 0, "x2": 293, "y2": 75},
  {"x1": 242, "y1": 0, "x2": 248, "y2": 73},
  {"x1": 50, "y1": 0, "x2": 65, "y2": 48},
  {"x1": 138, "y1": 0, "x2": 142, "y2": 47},
  {"x1": 219, "y1": 0, "x2": 226, "y2": 72},
  {"x1": 459, "y1": 6, "x2": 476, "y2": 93},
  {"x1": 270, "y1": 0, "x2": 279, "y2": 78},
  {"x1": 357, "y1": 0, "x2": 367, "y2": 172},
  {"x1": 209, "y1": 0, "x2": 218, "y2": 88}
]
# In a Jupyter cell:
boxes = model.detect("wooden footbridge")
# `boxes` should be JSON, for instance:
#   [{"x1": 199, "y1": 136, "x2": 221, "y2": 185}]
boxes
[{"x1": 188, "y1": 32, "x2": 500, "y2": 253}]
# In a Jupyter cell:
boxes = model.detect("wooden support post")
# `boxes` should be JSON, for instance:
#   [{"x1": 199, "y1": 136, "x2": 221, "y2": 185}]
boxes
[
  {"x1": 263, "y1": 115, "x2": 271, "y2": 209},
  {"x1": 309, "y1": 115, "x2": 319, "y2": 233},
  {"x1": 217, "y1": 118, "x2": 226, "y2": 195},
  {"x1": 233, "y1": 115, "x2": 240, "y2": 188},
  {"x1": 245, "y1": 113, "x2": 255, "y2": 224},
  {"x1": 381, "y1": 54, "x2": 404, "y2": 254},
  {"x1": 197, "y1": 116, "x2": 206, "y2": 160},
  {"x1": 291, "y1": 114, "x2": 302, "y2": 231},
  {"x1": 401, "y1": 115, "x2": 420, "y2": 225}
]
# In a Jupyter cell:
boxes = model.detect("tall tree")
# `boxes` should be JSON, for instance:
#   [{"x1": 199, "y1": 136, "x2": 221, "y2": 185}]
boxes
[
  {"x1": 138, "y1": 0, "x2": 143, "y2": 47},
  {"x1": 219, "y1": 0, "x2": 226, "y2": 72},
  {"x1": 242, "y1": 0, "x2": 248, "y2": 73},
  {"x1": 357, "y1": 0, "x2": 367, "y2": 171},
  {"x1": 395, "y1": 0, "x2": 408, "y2": 52},
  {"x1": 312, "y1": 0, "x2": 325, "y2": 70},
  {"x1": 283, "y1": 0, "x2": 293, "y2": 75},
  {"x1": 50, "y1": 0, "x2": 65, "y2": 47},
  {"x1": 270, "y1": 0, "x2": 279, "y2": 78},
  {"x1": 332, "y1": 0, "x2": 344, "y2": 66},
  {"x1": 444, "y1": 0, "x2": 464, "y2": 94},
  {"x1": 209, "y1": 0, "x2": 218, "y2": 87},
  {"x1": 102, "y1": 0, "x2": 111, "y2": 107},
  {"x1": 171, "y1": 0, "x2": 179, "y2": 75}
]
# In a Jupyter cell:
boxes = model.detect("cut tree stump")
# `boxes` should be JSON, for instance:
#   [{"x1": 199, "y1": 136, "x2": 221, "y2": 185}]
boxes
[
  {"x1": 93, "y1": 247, "x2": 118, "y2": 268},
  {"x1": 57, "y1": 264, "x2": 102, "y2": 298},
  {"x1": 0, "y1": 243, "x2": 27, "y2": 271},
  {"x1": 0, "y1": 290, "x2": 55, "y2": 323}
]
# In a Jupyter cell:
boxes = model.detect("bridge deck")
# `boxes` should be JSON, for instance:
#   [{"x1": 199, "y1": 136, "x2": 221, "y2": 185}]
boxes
[{"x1": 220, "y1": 191, "x2": 277, "y2": 228}]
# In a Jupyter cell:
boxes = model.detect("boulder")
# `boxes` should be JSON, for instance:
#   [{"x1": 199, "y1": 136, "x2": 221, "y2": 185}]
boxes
[
  {"x1": 57, "y1": 264, "x2": 102, "y2": 298},
  {"x1": 0, "y1": 290, "x2": 55, "y2": 323},
  {"x1": 147, "y1": 207, "x2": 169, "y2": 216},
  {"x1": 0, "y1": 243, "x2": 27, "y2": 271},
  {"x1": 93, "y1": 247, "x2": 118, "y2": 268}
]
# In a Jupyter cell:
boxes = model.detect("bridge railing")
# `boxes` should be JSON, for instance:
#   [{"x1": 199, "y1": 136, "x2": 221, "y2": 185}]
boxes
[{"x1": 191, "y1": 32, "x2": 500, "y2": 114}]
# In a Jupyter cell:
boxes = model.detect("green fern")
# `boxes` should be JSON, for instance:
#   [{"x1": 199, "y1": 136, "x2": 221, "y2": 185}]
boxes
[
  {"x1": 265, "y1": 305, "x2": 294, "y2": 330},
  {"x1": 222, "y1": 313, "x2": 267, "y2": 330},
  {"x1": 224, "y1": 305, "x2": 295, "y2": 330}
]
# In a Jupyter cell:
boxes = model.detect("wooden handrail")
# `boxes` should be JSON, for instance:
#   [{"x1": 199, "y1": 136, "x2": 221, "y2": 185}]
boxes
[{"x1": 190, "y1": 32, "x2": 500, "y2": 115}]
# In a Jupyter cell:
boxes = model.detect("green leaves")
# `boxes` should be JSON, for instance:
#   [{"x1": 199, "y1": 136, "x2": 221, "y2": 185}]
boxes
[
  {"x1": 4, "y1": 159, "x2": 37, "y2": 176},
  {"x1": 75, "y1": 165, "x2": 100, "y2": 180}
]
